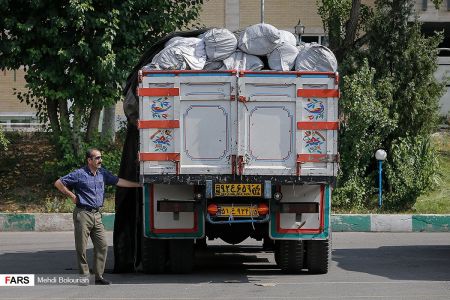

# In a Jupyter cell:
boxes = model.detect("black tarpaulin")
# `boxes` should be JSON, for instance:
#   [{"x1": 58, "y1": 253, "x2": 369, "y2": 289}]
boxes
[{"x1": 113, "y1": 29, "x2": 208, "y2": 273}]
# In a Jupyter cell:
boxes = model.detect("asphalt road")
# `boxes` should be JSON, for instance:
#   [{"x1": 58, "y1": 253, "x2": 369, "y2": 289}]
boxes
[{"x1": 0, "y1": 232, "x2": 450, "y2": 299}]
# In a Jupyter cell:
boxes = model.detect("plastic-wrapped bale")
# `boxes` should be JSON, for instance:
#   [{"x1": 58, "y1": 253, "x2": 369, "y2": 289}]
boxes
[
  {"x1": 164, "y1": 36, "x2": 184, "y2": 47},
  {"x1": 202, "y1": 28, "x2": 238, "y2": 61},
  {"x1": 238, "y1": 23, "x2": 281, "y2": 56},
  {"x1": 279, "y1": 30, "x2": 297, "y2": 47},
  {"x1": 268, "y1": 43, "x2": 299, "y2": 71},
  {"x1": 295, "y1": 43, "x2": 338, "y2": 72},
  {"x1": 223, "y1": 51, "x2": 264, "y2": 71},
  {"x1": 145, "y1": 37, "x2": 206, "y2": 70},
  {"x1": 203, "y1": 61, "x2": 225, "y2": 70}
]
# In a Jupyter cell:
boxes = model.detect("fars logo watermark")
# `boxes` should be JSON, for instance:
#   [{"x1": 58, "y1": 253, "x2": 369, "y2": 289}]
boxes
[{"x1": 0, "y1": 275, "x2": 35, "y2": 287}]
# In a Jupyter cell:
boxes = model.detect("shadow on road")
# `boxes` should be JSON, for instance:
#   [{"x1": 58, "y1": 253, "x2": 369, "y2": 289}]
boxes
[
  {"x1": 2, "y1": 243, "x2": 450, "y2": 284},
  {"x1": 333, "y1": 245, "x2": 450, "y2": 281}
]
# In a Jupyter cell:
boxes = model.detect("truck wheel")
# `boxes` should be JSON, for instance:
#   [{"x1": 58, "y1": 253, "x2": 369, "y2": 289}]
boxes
[
  {"x1": 169, "y1": 239, "x2": 194, "y2": 274},
  {"x1": 305, "y1": 239, "x2": 331, "y2": 274},
  {"x1": 275, "y1": 240, "x2": 304, "y2": 273},
  {"x1": 141, "y1": 236, "x2": 167, "y2": 274}
]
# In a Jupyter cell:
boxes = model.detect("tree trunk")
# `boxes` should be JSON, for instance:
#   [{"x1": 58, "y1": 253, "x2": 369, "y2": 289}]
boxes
[
  {"x1": 102, "y1": 104, "x2": 116, "y2": 144},
  {"x1": 331, "y1": 0, "x2": 361, "y2": 63},
  {"x1": 86, "y1": 106, "x2": 102, "y2": 142},
  {"x1": 57, "y1": 100, "x2": 81, "y2": 157},
  {"x1": 72, "y1": 105, "x2": 83, "y2": 157},
  {"x1": 343, "y1": 0, "x2": 361, "y2": 49},
  {"x1": 46, "y1": 98, "x2": 60, "y2": 136}
]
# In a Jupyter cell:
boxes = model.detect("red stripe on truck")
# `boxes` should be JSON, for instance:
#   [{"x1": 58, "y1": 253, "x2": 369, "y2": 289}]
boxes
[
  {"x1": 138, "y1": 88, "x2": 180, "y2": 97},
  {"x1": 138, "y1": 120, "x2": 180, "y2": 129},
  {"x1": 297, "y1": 121, "x2": 339, "y2": 130},
  {"x1": 297, "y1": 89, "x2": 339, "y2": 98},
  {"x1": 139, "y1": 153, "x2": 180, "y2": 161}
]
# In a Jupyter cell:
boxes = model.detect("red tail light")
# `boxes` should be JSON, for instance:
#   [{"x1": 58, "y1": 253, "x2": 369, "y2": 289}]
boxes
[
  {"x1": 257, "y1": 203, "x2": 269, "y2": 215},
  {"x1": 207, "y1": 204, "x2": 218, "y2": 215}
]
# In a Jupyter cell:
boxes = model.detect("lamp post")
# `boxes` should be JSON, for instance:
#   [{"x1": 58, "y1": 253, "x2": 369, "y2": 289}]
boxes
[
  {"x1": 375, "y1": 149, "x2": 387, "y2": 208},
  {"x1": 294, "y1": 19, "x2": 305, "y2": 45}
]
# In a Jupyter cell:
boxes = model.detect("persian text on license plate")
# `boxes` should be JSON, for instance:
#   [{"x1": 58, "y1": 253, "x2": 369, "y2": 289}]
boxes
[
  {"x1": 217, "y1": 206, "x2": 259, "y2": 217},
  {"x1": 215, "y1": 184, "x2": 262, "y2": 197}
]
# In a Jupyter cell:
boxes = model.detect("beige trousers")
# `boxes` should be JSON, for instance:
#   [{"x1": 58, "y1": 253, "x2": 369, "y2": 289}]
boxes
[{"x1": 73, "y1": 207, "x2": 108, "y2": 279}]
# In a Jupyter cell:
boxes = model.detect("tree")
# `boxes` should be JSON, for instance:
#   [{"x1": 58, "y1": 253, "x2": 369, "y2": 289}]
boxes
[
  {"x1": 318, "y1": 0, "x2": 444, "y2": 210},
  {"x1": 0, "y1": 0, "x2": 203, "y2": 161}
]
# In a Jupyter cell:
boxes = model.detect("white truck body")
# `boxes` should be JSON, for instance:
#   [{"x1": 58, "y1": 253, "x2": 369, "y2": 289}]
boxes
[
  {"x1": 138, "y1": 70, "x2": 338, "y2": 274},
  {"x1": 139, "y1": 70, "x2": 338, "y2": 177}
]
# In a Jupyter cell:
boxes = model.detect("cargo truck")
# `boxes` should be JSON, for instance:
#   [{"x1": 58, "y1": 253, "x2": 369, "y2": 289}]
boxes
[{"x1": 137, "y1": 69, "x2": 339, "y2": 274}]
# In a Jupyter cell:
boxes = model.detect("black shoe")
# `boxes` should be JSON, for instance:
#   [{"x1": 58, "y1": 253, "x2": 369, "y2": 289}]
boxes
[{"x1": 95, "y1": 278, "x2": 111, "y2": 285}]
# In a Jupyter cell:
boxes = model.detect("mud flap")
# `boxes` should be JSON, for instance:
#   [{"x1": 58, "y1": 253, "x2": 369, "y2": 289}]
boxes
[
  {"x1": 143, "y1": 184, "x2": 205, "y2": 239},
  {"x1": 269, "y1": 184, "x2": 331, "y2": 240}
]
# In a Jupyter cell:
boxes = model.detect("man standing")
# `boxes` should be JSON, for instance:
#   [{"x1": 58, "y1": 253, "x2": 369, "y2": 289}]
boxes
[{"x1": 54, "y1": 148, "x2": 140, "y2": 285}]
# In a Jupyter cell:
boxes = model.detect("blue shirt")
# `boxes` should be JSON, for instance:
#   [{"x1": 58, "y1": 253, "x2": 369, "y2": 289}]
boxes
[{"x1": 60, "y1": 166, "x2": 119, "y2": 208}]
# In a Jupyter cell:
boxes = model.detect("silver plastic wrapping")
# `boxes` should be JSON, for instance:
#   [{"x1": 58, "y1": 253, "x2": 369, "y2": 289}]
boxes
[
  {"x1": 145, "y1": 37, "x2": 206, "y2": 70},
  {"x1": 238, "y1": 23, "x2": 281, "y2": 56},
  {"x1": 295, "y1": 43, "x2": 338, "y2": 72},
  {"x1": 203, "y1": 28, "x2": 238, "y2": 61},
  {"x1": 267, "y1": 43, "x2": 299, "y2": 71},
  {"x1": 279, "y1": 30, "x2": 297, "y2": 47},
  {"x1": 223, "y1": 51, "x2": 264, "y2": 71},
  {"x1": 203, "y1": 61, "x2": 225, "y2": 70}
]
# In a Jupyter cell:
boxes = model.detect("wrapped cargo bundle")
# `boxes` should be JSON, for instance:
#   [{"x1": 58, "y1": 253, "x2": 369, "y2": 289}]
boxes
[
  {"x1": 267, "y1": 43, "x2": 299, "y2": 71},
  {"x1": 143, "y1": 24, "x2": 338, "y2": 73},
  {"x1": 223, "y1": 51, "x2": 264, "y2": 71},
  {"x1": 146, "y1": 37, "x2": 206, "y2": 70},
  {"x1": 238, "y1": 23, "x2": 281, "y2": 56},
  {"x1": 279, "y1": 30, "x2": 297, "y2": 47},
  {"x1": 202, "y1": 28, "x2": 238, "y2": 61},
  {"x1": 295, "y1": 43, "x2": 338, "y2": 72}
]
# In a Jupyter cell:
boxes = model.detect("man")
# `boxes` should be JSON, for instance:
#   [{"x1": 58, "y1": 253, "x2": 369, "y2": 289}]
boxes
[{"x1": 54, "y1": 148, "x2": 140, "y2": 285}]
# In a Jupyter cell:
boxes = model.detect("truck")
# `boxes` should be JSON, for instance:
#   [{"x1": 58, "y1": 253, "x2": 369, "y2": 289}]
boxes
[{"x1": 136, "y1": 68, "x2": 339, "y2": 274}]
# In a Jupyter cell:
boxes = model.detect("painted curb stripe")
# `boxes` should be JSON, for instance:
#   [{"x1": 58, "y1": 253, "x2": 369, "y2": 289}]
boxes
[{"x1": 331, "y1": 215, "x2": 371, "y2": 232}]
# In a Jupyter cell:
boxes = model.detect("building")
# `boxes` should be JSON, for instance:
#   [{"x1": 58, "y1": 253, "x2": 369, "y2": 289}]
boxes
[{"x1": 1, "y1": 0, "x2": 449, "y2": 130}]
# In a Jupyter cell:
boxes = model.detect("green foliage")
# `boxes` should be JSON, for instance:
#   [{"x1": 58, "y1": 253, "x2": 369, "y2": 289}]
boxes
[
  {"x1": 319, "y1": 0, "x2": 444, "y2": 211},
  {"x1": 334, "y1": 61, "x2": 396, "y2": 208},
  {"x1": 43, "y1": 131, "x2": 124, "y2": 181},
  {"x1": 384, "y1": 136, "x2": 440, "y2": 210},
  {"x1": 317, "y1": 0, "x2": 373, "y2": 50},
  {"x1": 0, "y1": 0, "x2": 204, "y2": 158},
  {"x1": 0, "y1": 127, "x2": 9, "y2": 152},
  {"x1": 44, "y1": 197, "x2": 75, "y2": 213}
]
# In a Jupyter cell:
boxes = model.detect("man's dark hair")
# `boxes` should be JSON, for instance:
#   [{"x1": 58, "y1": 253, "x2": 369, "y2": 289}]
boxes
[{"x1": 85, "y1": 148, "x2": 100, "y2": 160}]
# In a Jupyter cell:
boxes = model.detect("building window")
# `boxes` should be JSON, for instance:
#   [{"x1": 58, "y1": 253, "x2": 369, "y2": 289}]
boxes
[
  {"x1": 301, "y1": 35, "x2": 328, "y2": 46},
  {"x1": 422, "y1": 0, "x2": 428, "y2": 11}
]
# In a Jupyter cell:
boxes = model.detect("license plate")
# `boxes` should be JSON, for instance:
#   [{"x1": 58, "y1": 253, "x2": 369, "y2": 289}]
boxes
[
  {"x1": 217, "y1": 206, "x2": 259, "y2": 217},
  {"x1": 214, "y1": 184, "x2": 262, "y2": 197}
]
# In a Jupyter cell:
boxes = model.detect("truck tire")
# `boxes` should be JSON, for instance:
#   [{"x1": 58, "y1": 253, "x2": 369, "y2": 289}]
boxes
[
  {"x1": 305, "y1": 239, "x2": 331, "y2": 274},
  {"x1": 275, "y1": 240, "x2": 304, "y2": 273},
  {"x1": 141, "y1": 236, "x2": 167, "y2": 274},
  {"x1": 169, "y1": 239, "x2": 194, "y2": 274}
]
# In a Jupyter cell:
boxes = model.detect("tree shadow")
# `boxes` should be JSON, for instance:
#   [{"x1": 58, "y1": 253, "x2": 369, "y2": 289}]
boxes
[{"x1": 333, "y1": 245, "x2": 450, "y2": 281}]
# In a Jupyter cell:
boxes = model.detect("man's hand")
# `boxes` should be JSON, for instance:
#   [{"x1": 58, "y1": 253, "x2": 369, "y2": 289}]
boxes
[
  {"x1": 54, "y1": 179, "x2": 77, "y2": 204},
  {"x1": 117, "y1": 178, "x2": 142, "y2": 188}
]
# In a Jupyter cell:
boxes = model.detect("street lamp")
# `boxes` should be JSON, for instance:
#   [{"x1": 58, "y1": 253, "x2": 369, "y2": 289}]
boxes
[
  {"x1": 294, "y1": 19, "x2": 305, "y2": 44},
  {"x1": 375, "y1": 149, "x2": 387, "y2": 208}
]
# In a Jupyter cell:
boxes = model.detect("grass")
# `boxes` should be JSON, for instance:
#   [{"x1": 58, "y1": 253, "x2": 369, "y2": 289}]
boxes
[{"x1": 412, "y1": 131, "x2": 450, "y2": 214}]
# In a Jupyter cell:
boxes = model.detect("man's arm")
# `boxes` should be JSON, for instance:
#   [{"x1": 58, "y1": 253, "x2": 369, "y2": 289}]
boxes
[
  {"x1": 117, "y1": 178, "x2": 141, "y2": 188},
  {"x1": 54, "y1": 179, "x2": 77, "y2": 204}
]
